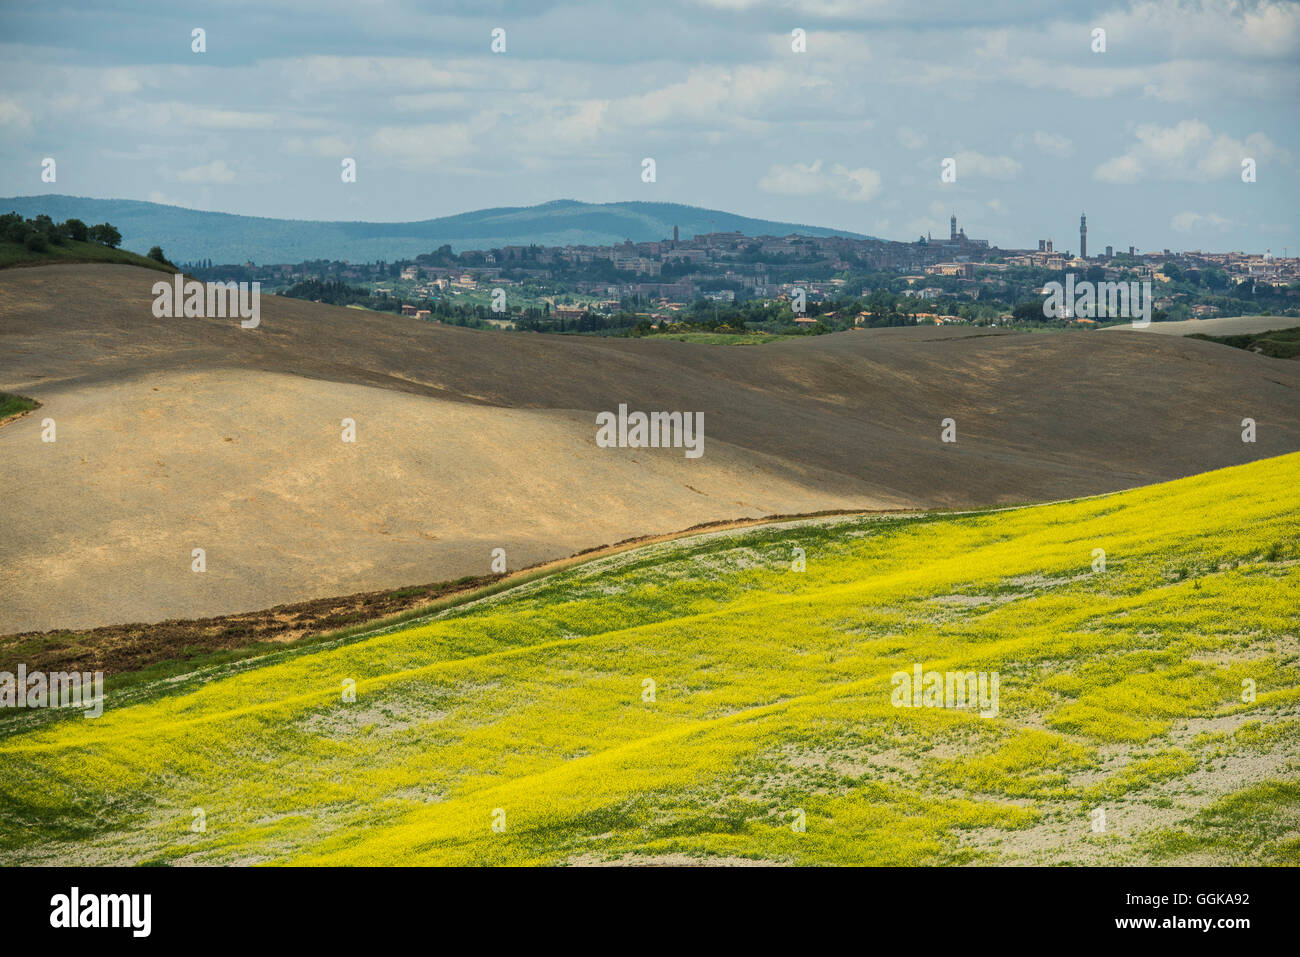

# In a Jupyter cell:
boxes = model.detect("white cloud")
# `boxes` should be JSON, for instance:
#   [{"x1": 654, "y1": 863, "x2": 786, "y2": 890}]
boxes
[
  {"x1": 1014, "y1": 131, "x2": 1073, "y2": 157},
  {"x1": 1094, "y1": 154, "x2": 1144, "y2": 184},
  {"x1": 1094, "y1": 119, "x2": 1290, "y2": 182},
  {"x1": 759, "y1": 159, "x2": 882, "y2": 202},
  {"x1": 0, "y1": 98, "x2": 32, "y2": 134},
  {"x1": 100, "y1": 67, "x2": 144, "y2": 95},
  {"x1": 185, "y1": 107, "x2": 278, "y2": 130},
  {"x1": 369, "y1": 123, "x2": 476, "y2": 169},
  {"x1": 147, "y1": 190, "x2": 193, "y2": 208},
  {"x1": 897, "y1": 126, "x2": 926, "y2": 150},
  {"x1": 284, "y1": 135, "x2": 356, "y2": 158},
  {"x1": 279, "y1": 57, "x2": 484, "y2": 96},
  {"x1": 175, "y1": 159, "x2": 237, "y2": 184},
  {"x1": 952, "y1": 150, "x2": 1022, "y2": 180},
  {"x1": 1170, "y1": 211, "x2": 1232, "y2": 233},
  {"x1": 1105, "y1": 0, "x2": 1300, "y2": 60},
  {"x1": 122, "y1": 102, "x2": 279, "y2": 131},
  {"x1": 545, "y1": 99, "x2": 610, "y2": 143},
  {"x1": 835, "y1": 165, "x2": 884, "y2": 201},
  {"x1": 620, "y1": 65, "x2": 829, "y2": 130},
  {"x1": 391, "y1": 92, "x2": 470, "y2": 112}
]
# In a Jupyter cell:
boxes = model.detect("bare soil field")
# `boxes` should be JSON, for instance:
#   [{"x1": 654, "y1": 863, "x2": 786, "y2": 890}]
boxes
[
  {"x1": 1105, "y1": 315, "x2": 1298, "y2": 336},
  {"x1": 3, "y1": 264, "x2": 1299, "y2": 633}
]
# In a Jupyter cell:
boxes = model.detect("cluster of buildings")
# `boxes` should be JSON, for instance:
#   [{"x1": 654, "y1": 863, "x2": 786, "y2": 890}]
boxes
[
  {"x1": 1175, "y1": 249, "x2": 1299, "y2": 288},
  {"x1": 200, "y1": 210, "x2": 1297, "y2": 321},
  {"x1": 385, "y1": 216, "x2": 1001, "y2": 305}
]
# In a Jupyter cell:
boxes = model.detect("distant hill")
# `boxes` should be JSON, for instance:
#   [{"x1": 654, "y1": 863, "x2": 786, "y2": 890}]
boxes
[{"x1": 0, "y1": 196, "x2": 873, "y2": 264}]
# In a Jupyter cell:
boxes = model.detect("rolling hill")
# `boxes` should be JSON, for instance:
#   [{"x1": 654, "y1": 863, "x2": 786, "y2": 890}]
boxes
[
  {"x1": 2, "y1": 264, "x2": 1299, "y2": 634},
  {"x1": 1, "y1": 453, "x2": 1296, "y2": 865},
  {"x1": 0, "y1": 196, "x2": 872, "y2": 264},
  {"x1": 1105, "y1": 316, "x2": 1297, "y2": 337}
]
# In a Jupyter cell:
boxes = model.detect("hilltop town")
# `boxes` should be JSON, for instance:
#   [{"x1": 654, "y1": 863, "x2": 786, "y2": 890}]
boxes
[{"x1": 183, "y1": 214, "x2": 1299, "y2": 333}]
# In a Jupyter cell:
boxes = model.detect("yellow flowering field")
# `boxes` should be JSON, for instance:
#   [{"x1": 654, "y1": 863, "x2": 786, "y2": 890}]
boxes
[{"x1": 1, "y1": 453, "x2": 1297, "y2": 866}]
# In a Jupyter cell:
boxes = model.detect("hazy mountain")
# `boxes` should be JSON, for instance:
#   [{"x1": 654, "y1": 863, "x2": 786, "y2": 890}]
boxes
[{"x1": 0, "y1": 195, "x2": 874, "y2": 264}]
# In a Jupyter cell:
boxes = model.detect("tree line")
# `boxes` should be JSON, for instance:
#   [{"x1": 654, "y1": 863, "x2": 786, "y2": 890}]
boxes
[{"x1": 1, "y1": 212, "x2": 124, "y2": 253}]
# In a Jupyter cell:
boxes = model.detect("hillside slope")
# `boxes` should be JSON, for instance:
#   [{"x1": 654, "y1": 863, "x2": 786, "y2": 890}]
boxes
[
  {"x1": 2, "y1": 263, "x2": 1299, "y2": 632},
  {"x1": 1, "y1": 454, "x2": 1296, "y2": 865},
  {"x1": 1106, "y1": 315, "x2": 1297, "y2": 337},
  {"x1": 0, "y1": 238, "x2": 173, "y2": 273},
  {"x1": 0, "y1": 196, "x2": 872, "y2": 263}
]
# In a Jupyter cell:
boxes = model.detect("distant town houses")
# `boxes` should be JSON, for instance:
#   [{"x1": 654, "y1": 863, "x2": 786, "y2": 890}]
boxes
[
  {"x1": 925, "y1": 263, "x2": 975, "y2": 278},
  {"x1": 183, "y1": 209, "x2": 1298, "y2": 332}
]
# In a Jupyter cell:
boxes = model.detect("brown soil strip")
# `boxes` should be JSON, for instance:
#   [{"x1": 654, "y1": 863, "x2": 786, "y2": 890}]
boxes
[{"x1": 0, "y1": 507, "x2": 894, "y2": 678}]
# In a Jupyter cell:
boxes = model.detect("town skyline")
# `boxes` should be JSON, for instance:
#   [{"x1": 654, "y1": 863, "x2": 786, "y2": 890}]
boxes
[
  {"x1": 160, "y1": 201, "x2": 1293, "y2": 334},
  {"x1": 6, "y1": 191, "x2": 1293, "y2": 261}
]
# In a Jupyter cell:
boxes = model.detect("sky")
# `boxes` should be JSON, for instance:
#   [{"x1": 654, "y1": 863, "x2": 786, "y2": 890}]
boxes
[{"x1": 1, "y1": 0, "x2": 1297, "y2": 254}]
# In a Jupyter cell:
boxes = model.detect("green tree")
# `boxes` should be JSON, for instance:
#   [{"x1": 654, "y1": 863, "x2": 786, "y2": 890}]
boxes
[
  {"x1": 89, "y1": 223, "x2": 122, "y2": 248},
  {"x1": 1013, "y1": 300, "x2": 1045, "y2": 323},
  {"x1": 62, "y1": 218, "x2": 89, "y2": 242}
]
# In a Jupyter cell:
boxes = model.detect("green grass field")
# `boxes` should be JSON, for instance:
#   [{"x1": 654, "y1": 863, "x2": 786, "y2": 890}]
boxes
[
  {"x1": 1, "y1": 454, "x2": 1296, "y2": 866},
  {"x1": 1189, "y1": 326, "x2": 1300, "y2": 360},
  {"x1": 0, "y1": 392, "x2": 38, "y2": 421},
  {"x1": 0, "y1": 240, "x2": 174, "y2": 273}
]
